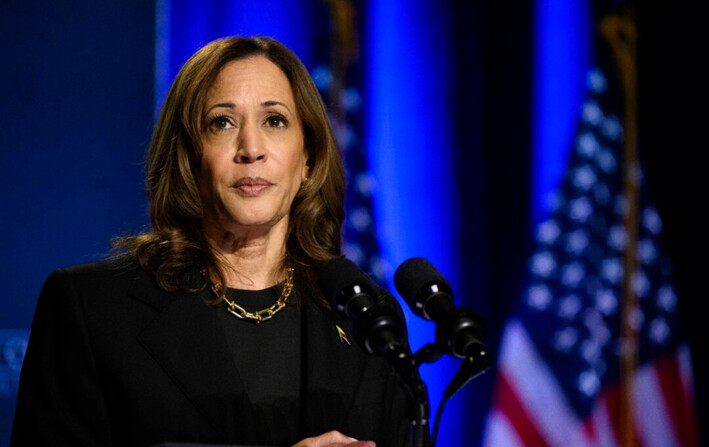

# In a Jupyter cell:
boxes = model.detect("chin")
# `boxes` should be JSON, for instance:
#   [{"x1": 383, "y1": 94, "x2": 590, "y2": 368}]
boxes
[{"x1": 226, "y1": 212, "x2": 286, "y2": 230}]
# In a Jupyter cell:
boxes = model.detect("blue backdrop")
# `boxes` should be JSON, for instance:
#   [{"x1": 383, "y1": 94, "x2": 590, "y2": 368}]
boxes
[{"x1": 1, "y1": 1, "x2": 154, "y2": 443}]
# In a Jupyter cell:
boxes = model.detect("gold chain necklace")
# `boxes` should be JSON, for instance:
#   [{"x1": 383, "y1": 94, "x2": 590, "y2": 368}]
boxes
[{"x1": 216, "y1": 267, "x2": 294, "y2": 324}]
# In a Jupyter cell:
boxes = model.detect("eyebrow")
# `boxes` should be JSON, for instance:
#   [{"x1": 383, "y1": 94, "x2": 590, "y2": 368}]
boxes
[{"x1": 206, "y1": 100, "x2": 292, "y2": 114}]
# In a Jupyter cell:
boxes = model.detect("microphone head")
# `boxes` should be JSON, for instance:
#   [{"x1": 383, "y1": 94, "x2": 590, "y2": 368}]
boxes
[
  {"x1": 394, "y1": 257, "x2": 453, "y2": 320},
  {"x1": 317, "y1": 257, "x2": 377, "y2": 317},
  {"x1": 317, "y1": 257, "x2": 406, "y2": 357}
]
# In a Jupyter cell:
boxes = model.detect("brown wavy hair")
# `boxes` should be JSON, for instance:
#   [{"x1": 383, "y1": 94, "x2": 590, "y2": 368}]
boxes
[{"x1": 113, "y1": 36, "x2": 345, "y2": 305}]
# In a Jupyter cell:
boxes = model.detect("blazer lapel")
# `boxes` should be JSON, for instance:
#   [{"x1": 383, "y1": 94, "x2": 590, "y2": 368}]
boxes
[
  {"x1": 300, "y1": 300, "x2": 366, "y2": 437},
  {"x1": 128, "y1": 280, "x2": 256, "y2": 443}
]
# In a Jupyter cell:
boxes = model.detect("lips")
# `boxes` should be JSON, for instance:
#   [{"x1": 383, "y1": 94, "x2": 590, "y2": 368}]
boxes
[{"x1": 232, "y1": 177, "x2": 274, "y2": 196}]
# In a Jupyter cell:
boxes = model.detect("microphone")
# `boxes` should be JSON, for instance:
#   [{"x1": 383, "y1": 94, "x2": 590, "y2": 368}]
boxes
[
  {"x1": 317, "y1": 257, "x2": 408, "y2": 360},
  {"x1": 394, "y1": 257, "x2": 487, "y2": 360},
  {"x1": 319, "y1": 257, "x2": 431, "y2": 447}
]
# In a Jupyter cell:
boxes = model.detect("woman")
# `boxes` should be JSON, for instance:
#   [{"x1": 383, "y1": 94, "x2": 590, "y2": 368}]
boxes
[{"x1": 11, "y1": 36, "x2": 410, "y2": 447}]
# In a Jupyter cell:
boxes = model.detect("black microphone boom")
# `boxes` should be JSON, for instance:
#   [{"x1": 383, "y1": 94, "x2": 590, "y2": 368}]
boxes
[
  {"x1": 394, "y1": 257, "x2": 489, "y2": 362},
  {"x1": 395, "y1": 257, "x2": 491, "y2": 445}
]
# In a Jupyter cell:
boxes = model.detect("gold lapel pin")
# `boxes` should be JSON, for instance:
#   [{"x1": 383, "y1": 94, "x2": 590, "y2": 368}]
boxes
[{"x1": 335, "y1": 325, "x2": 351, "y2": 345}]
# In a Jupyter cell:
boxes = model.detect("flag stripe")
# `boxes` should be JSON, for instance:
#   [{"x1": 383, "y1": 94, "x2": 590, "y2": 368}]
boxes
[
  {"x1": 654, "y1": 349, "x2": 700, "y2": 447},
  {"x1": 677, "y1": 346, "x2": 700, "y2": 447},
  {"x1": 590, "y1": 392, "x2": 620, "y2": 447},
  {"x1": 483, "y1": 410, "x2": 526, "y2": 447},
  {"x1": 499, "y1": 321, "x2": 593, "y2": 447},
  {"x1": 634, "y1": 359, "x2": 678, "y2": 447},
  {"x1": 494, "y1": 373, "x2": 550, "y2": 447},
  {"x1": 677, "y1": 344, "x2": 695, "y2": 401}
]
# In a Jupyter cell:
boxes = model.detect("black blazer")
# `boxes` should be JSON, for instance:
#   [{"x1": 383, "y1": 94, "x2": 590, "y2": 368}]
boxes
[{"x1": 11, "y1": 257, "x2": 411, "y2": 447}]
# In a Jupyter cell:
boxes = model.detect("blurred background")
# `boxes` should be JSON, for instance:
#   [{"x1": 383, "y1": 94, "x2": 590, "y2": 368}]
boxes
[{"x1": 0, "y1": 1, "x2": 704, "y2": 446}]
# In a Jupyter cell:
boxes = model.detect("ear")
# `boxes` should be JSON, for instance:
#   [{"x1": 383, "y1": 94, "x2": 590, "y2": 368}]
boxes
[{"x1": 301, "y1": 157, "x2": 310, "y2": 182}]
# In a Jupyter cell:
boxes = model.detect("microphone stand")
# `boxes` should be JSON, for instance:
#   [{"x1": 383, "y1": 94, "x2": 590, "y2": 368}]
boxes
[
  {"x1": 346, "y1": 286, "x2": 490, "y2": 446},
  {"x1": 351, "y1": 305, "x2": 433, "y2": 447},
  {"x1": 382, "y1": 345, "x2": 432, "y2": 447},
  {"x1": 402, "y1": 341, "x2": 493, "y2": 447},
  {"x1": 444, "y1": 343, "x2": 492, "y2": 399}
]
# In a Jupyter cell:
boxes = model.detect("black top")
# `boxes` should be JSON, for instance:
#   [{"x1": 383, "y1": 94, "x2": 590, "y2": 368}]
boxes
[{"x1": 217, "y1": 287, "x2": 302, "y2": 445}]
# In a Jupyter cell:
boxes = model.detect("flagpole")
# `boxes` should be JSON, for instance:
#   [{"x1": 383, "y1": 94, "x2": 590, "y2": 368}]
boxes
[{"x1": 601, "y1": 9, "x2": 639, "y2": 447}]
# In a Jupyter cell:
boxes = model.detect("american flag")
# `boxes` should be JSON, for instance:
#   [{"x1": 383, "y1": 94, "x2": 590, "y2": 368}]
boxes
[
  {"x1": 310, "y1": 1, "x2": 388, "y2": 285},
  {"x1": 481, "y1": 61, "x2": 700, "y2": 447}
]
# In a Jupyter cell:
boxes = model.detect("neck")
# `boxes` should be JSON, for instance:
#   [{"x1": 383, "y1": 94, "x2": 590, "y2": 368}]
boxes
[{"x1": 204, "y1": 223, "x2": 289, "y2": 290}]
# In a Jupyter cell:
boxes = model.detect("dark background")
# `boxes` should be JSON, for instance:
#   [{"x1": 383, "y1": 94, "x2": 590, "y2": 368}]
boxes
[{"x1": 0, "y1": 1, "x2": 155, "y2": 443}]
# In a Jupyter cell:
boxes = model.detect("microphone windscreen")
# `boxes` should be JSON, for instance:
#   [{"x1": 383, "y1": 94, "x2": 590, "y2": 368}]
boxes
[
  {"x1": 317, "y1": 257, "x2": 374, "y2": 303},
  {"x1": 394, "y1": 257, "x2": 450, "y2": 304}
]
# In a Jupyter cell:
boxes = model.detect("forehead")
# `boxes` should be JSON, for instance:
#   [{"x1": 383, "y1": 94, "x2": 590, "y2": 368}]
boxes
[{"x1": 208, "y1": 56, "x2": 295, "y2": 103}]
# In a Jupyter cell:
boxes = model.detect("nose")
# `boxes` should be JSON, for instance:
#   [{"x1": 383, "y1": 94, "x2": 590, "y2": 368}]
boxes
[{"x1": 235, "y1": 121, "x2": 266, "y2": 163}]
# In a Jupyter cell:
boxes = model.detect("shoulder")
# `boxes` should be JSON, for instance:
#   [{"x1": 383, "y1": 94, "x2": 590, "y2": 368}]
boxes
[
  {"x1": 54, "y1": 252, "x2": 140, "y2": 276},
  {"x1": 35, "y1": 254, "x2": 177, "y2": 334},
  {"x1": 42, "y1": 253, "x2": 149, "y2": 297}
]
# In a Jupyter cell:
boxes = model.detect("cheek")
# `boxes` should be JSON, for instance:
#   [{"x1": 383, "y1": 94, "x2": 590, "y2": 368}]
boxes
[
  {"x1": 196, "y1": 160, "x2": 210, "y2": 186},
  {"x1": 199, "y1": 152, "x2": 228, "y2": 182},
  {"x1": 196, "y1": 157, "x2": 222, "y2": 197},
  {"x1": 196, "y1": 170, "x2": 211, "y2": 202}
]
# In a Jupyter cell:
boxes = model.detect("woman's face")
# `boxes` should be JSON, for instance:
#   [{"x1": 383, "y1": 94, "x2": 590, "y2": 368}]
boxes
[{"x1": 198, "y1": 56, "x2": 308, "y2": 238}]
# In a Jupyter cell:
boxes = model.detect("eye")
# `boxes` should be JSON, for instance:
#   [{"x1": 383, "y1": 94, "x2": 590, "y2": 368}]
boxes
[
  {"x1": 265, "y1": 114, "x2": 287, "y2": 128},
  {"x1": 208, "y1": 115, "x2": 234, "y2": 132}
]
